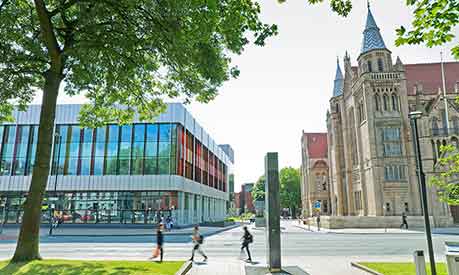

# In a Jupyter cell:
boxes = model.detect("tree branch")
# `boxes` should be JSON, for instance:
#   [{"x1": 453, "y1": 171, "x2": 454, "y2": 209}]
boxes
[
  {"x1": 49, "y1": 0, "x2": 79, "y2": 17},
  {"x1": 33, "y1": 0, "x2": 62, "y2": 72}
]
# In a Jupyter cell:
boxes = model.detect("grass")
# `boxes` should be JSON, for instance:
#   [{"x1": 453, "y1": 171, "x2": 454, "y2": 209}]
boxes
[
  {"x1": 0, "y1": 259, "x2": 185, "y2": 275},
  {"x1": 359, "y1": 262, "x2": 447, "y2": 275}
]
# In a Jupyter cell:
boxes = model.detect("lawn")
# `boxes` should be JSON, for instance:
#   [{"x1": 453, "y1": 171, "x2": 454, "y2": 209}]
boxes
[
  {"x1": 359, "y1": 262, "x2": 447, "y2": 275},
  {"x1": 0, "y1": 259, "x2": 185, "y2": 275}
]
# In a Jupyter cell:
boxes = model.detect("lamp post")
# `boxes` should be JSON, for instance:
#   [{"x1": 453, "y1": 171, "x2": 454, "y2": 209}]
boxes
[
  {"x1": 49, "y1": 132, "x2": 61, "y2": 236},
  {"x1": 409, "y1": 111, "x2": 436, "y2": 275}
]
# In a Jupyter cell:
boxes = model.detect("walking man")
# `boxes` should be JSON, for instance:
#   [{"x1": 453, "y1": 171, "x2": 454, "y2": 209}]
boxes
[
  {"x1": 316, "y1": 214, "x2": 321, "y2": 231},
  {"x1": 240, "y1": 226, "x2": 253, "y2": 262},
  {"x1": 400, "y1": 212, "x2": 408, "y2": 229},
  {"x1": 190, "y1": 226, "x2": 207, "y2": 262},
  {"x1": 150, "y1": 224, "x2": 164, "y2": 262}
]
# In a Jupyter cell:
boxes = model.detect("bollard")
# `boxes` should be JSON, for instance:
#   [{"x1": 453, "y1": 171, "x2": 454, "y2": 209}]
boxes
[
  {"x1": 413, "y1": 250, "x2": 427, "y2": 275},
  {"x1": 445, "y1": 242, "x2": 459, "y2": 275}
]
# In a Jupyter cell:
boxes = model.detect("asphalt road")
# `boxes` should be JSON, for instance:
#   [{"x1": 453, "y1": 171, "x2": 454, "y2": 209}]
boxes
[{"x1": 0, "y1": 220, "x2": 458, "y2": 260}]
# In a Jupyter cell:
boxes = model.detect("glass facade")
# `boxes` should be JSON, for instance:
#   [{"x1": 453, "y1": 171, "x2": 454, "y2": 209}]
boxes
[{"x1": 0, "y1": 123, "x2": 227, "y2": 192}]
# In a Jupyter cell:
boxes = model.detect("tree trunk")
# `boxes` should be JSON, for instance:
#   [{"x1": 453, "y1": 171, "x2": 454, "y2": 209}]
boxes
[{"x1": 11, "y1": 70, "x2": 61, "y2": 262}]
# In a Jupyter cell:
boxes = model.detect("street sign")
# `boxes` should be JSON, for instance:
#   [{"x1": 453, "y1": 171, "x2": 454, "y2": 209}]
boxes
[{"x1": 314, "y1": 201, "x2": 321, "y2": 209}]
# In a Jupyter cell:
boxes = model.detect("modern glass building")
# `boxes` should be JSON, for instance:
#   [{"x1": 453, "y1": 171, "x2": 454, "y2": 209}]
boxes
[{"x1": 0, "y1": 104, "x2": 231, "y2": 226}]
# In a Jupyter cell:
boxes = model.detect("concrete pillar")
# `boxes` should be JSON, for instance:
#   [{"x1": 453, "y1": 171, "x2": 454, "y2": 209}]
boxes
[
  {"x1": 265, "y1": 152, "x2": 281, "y2": 272},
  {"x1": 178, "y1": 192, "x2": 185, "y2": 226}
]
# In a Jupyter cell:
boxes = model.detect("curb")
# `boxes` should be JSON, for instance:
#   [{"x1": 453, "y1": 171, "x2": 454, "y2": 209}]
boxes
[
  {"x1": 350, "y1": 262, "x2": 384, "y2": 275},
  {"x1": 51, "y1": 224, "x2": 241, "y2": 238},
  {"x1": 175, "y1": 260, "x2": 193, "y2": 275}
]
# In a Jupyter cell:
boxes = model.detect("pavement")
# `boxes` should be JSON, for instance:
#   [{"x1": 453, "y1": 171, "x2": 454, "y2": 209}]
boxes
[
  {"x1": 0, "y1": 223, "x2": 239, "y2": 238},
  {"x1": 1, "y1": 220, "x2": 459, "y2": 274},
  {"x1": 295, "y1": 222, "x2": 459, "y2": 235}
]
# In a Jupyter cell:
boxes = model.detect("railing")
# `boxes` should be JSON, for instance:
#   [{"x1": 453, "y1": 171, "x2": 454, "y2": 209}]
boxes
[
  {"x1": 368, "y1": 72, "x2": 401, "y2": 80},
  {"x1": 432, "y1": 128, "x2": 459, "y2": 136}
]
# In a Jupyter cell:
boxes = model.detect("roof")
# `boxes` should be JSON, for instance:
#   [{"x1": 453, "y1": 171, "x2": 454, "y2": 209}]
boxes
[
  {"x1": 303, "y1": 133, "x2": 328, "y2": 159},
  {"x1": 360, "y1": 7, "x2": 387, "y2": 55},
  {"x1": 333, "y1": 60, "x2": 344, "y2": 97},
  {"x1": 406, "y1": 62, "x2": 459, "y2": 95}
]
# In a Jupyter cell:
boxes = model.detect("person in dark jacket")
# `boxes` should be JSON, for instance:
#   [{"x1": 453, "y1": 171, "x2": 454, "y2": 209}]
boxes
[
  {"x1": 400, "y1": 212, "x2": 408, "y2": 229},
  {"x1": 241, "y1": 226, "x2": 253, "y2": 262},
  {"x1": 150, "y1": 224, "x2": 164, "y2": 262}
]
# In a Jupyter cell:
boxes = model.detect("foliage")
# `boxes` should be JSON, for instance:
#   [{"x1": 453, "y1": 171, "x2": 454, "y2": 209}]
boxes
[
  {"x1": 277, "y1": 0, "x2": 352, "y2": 17},
  {"x1": 0, "y1": 0, "x2": 278, "y2": 125},
  {"x1": 430, "y1": 143, "x2": 459, "y2": 205},
  {"x1": 395, "y1": 0, "x2": 459, "y2": 59},
  {"x1": 0, "y1": 260, "x2": 185, "y2": 275},
  {"x1": 251, "y1": 175, "x2": 265, "y2": 201},
  {"x1": 360, "y1": 262, "x2": 447, "y2": 275},
  {"x1": 279, "y1": 167, "x2": 301, "y2": 216}
]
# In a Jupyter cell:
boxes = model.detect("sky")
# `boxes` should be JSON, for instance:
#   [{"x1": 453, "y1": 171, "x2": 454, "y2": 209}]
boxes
[{"x1": 32, "y1": 1, "x2": 458, "y2": 192}]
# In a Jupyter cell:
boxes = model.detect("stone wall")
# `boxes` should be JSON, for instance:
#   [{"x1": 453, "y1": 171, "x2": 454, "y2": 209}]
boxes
[{"x1": 305, "y1": 215, "x2": 453, "y2": 229}]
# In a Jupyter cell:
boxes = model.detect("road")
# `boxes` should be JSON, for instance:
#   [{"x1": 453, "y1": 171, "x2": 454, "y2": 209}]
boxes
[{"x1": 0, "y1": 220, "x2": 458, "y2": 274}]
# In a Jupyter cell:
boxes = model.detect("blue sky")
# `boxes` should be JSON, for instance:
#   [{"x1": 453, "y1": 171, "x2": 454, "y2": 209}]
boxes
[{"x1": 32, "y1": 1, "x2": 458, "y2": 191}]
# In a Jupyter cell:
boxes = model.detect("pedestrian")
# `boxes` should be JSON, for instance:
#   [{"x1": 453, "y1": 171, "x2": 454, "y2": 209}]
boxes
[
  {"x1": 400, "y1": 212, "x2": 408, "y2": 229},
  {"x1": 240, "y1": 226, "x2": 253, "y2": 262},
  {"x1": 190, "y1": 226, "x2": 207, "y2": 262},
  {"x1": 150, "y1": 224, "x2": 164, "y2": 262},
  {"x1": 316, "y1": 214, "x2": 321, "y2": 231}
]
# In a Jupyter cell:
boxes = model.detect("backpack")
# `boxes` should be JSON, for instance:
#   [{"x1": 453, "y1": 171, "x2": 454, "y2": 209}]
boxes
[
  {"x1": 247, "y1": 233, "x2": 253, "y2": 243},
  {"x1": 198, "y1": 234, "x2": 204, "y2": 244}
]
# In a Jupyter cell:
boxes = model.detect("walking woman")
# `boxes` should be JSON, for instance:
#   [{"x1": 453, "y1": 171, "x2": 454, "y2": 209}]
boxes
[
  {"x1": 150, "y1": 224, "x2": 164, "y2": 262},
  {"x1": 241, "y1": 226, "x2": 253, "y2": 262}
]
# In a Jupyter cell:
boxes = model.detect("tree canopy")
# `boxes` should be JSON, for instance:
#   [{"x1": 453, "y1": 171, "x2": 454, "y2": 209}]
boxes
[
  {"x1": 0, "y1": 0, "x2": 277, "y2": 125},
  {"x1": 279, "y1": 167, "x2": 301, "y2": 216},
  {"x1": 430, "y1": 143, "x2": 459, "y2": 205},
  {"x1": 251, "y1": 175, "x2": 265, "y2": 202}
]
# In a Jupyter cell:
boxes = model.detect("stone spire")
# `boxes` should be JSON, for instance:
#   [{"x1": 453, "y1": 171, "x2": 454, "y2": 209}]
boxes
[
  {"x1": 360, "y1": 5, "x2": 387, "y2": 55},
  {"x1": 333, "y1": 58, "x2": 344, "y2": 97}
]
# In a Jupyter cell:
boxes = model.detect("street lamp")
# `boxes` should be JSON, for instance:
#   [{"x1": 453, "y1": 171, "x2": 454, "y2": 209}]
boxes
[{"x1": 409, "y1": 110, "x2": 436, "y2": 275}]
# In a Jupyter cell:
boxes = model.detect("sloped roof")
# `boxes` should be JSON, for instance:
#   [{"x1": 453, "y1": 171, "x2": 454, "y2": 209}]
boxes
[
  {"x1": 303, "y1": 133, "x2": 328, "y2": 159},
  {"x1": 360, "y1": 8, "x2": 387, "y2": 55},
  {"x1": 406, "y1": 62, "x2": 459, "y2": 95}
]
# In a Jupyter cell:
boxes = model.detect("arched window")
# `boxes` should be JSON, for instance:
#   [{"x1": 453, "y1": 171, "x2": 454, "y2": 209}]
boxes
[
  {"x1": 453, "y1": 117, "x2": 459, "y2": 132},
  {"x1": 432, "y1": 117, "x2": 439, "y2": 135},
  {"x1": 452, "y1": 137, "x2": 459, "y2": 150},
  {"x1": 383, "y1": 94, "x2": 389, "y2": 111},
  {"x1": 377, "y1": 58, "x2": 384, "y2": 72},
  {"x1": 367, "y1": 60, "x2": 372, "y2": 72},
  {"x1": 437, "y1": 140, "x2": 441, "y2": 157},
  {"x1": 391, "y1": 93, "x2": 399, "y2": 111},
  {"x1": 335, "y1": 103, "x2": 340, "y2": 113},
  {"x1": 375, "y1": 94, "x2": 380, "y2": 111},
  {"x1": 431, "y1": 140, "x2": 437, "y2": 164}
]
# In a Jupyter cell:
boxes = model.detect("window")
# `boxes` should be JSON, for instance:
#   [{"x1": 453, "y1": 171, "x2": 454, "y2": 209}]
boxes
[
  {"x1": 391, "y1": 94, "x2": 399, "y2": 111},
  {"x1": 404, "y1": 202, "x2": 409, "y2": 213},
  {"x1": 106, "y1": 125, "x2": 119, "y2": 175},
  {"x1": 132, "y1": 124, "x2": 145, "y2": 175},
  {"x1": 12, "y1": 126, "x2": 30, "y2": 175},
  {"x1": 383, "y1": 94, "x2": 389, "y2": 111},
  {"x1": 323, "y1": 200, "x2": 328, "y2": 213},
  {"x1": 94, "y1": 126, "x2": 106, "y2": 175},
  {"x1": 0, "y1": 125, "x2": 16, "y2": 176},
  {"x1": 432, "y1": 140, "x2": 437, "y2": 164},
  {"x1": 384, "y1": 165, "x2": 406, "y2": 181},
  {"x1": 375, "y1": 94, "x2": 380, "y2": 111},
  {"x1": 80, "y1": 128, "x2": 93, "y2": 176},
  {"x1": 367, "y1": 60, "x2": 372, "y2": 72},
  {"x1": 377, "y1": 58, "x2": 384, "y2": 72},
  {"x1": 382, "y1": 128, "x2": 402, "y2": 156},
  {"x1": 354, "y1": 191, "x2": 362, "y2": 210}
]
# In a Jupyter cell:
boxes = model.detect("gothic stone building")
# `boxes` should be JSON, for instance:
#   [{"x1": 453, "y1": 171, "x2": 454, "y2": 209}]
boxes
[
  {"x1": 321, "y1": 7, "x2": 459, "y2": 227},
  {"x1": 301, "y1": 132, "x2": 330, "y2": 217}
]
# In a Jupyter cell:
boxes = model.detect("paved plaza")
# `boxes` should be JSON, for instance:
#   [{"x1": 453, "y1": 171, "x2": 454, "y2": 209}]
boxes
[{"x1": 1, "y1": 220, "x2": 459, "y2": 274}]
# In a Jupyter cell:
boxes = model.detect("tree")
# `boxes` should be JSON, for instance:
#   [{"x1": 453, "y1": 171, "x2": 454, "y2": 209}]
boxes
[
  {"x1": 251, "y1": 175, "x2": 265, "y2": 202},
  {"x1": 279, "y1": 167, "x2": 301, "y2": 217},
  {"x1": 0, "y1": 0, "x2": 276, "y2": 262},
  {"x1": 430, "y1": 144, "x2": 459, "y2": 205},
  {"x1": 396, "y1": 0, "x2": 459, "y2": 59}
]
